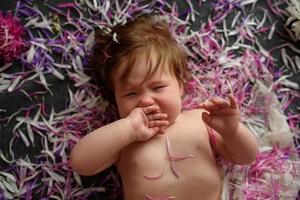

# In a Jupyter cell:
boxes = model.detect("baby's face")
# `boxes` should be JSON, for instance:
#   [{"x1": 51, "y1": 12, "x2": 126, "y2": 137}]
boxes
[{"x1": 112, "y1": 54, "x2": 183, "y2": 125}]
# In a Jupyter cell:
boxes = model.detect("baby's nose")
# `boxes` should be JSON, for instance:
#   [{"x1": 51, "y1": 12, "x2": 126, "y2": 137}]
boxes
[{"x1": 138, "y1": 94, "x2": 155, "y2": 107}]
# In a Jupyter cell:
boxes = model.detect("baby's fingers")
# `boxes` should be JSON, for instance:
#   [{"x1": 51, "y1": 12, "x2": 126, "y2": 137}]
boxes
[
  {"x1": 199, "y1": 99, "x2": 226, "y2": 111},
  {"x1": 199, "y1": 95, "x2": 238, "y2": 111},
  {"x1": 228, "y1": 94, "x2": 238, "y2": 109},
  {"x1": 149, "y1": 120, "x2": 169, "y2": 128},
  {"x1": 198, "y1": 101, "x2": 213, "y2": 109},
  {"x1": 147, "y1": 113, "x2": 168, "y2": 121},
  {"x1": 211, "y1": 97, "x2": 230, "y2": 108},
  {"x1": 141, "y1": 105, "x2": 159, "y2": 115}
]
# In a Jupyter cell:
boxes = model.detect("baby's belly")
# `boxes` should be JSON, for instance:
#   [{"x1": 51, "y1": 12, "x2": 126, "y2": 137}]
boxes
[
  {"x1": 122, "y1": 166, "x2": 223, "y2": 200},
  {"x1": 117, "y1": 137, "x2": 223, "y2": 200}
]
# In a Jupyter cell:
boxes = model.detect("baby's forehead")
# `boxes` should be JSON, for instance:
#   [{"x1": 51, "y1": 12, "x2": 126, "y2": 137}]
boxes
[
  {"x1": 114, "y1": 62, "x2": 168, "y2": 83},
  {"x1": 113, "y1": 50, "x2": 170, "y2": 80},
  {"x1": 120, "y1": 71, "x2": 170, "y2": 91}
]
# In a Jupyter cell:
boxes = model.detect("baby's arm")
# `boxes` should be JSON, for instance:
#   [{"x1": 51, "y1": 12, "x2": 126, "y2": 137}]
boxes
[
  {"x1": 199, "y1": 94, "x2": 258, "y2": 165},
  {"x1": 70, "y1": 105, "x2": 168, "y2": 176}
]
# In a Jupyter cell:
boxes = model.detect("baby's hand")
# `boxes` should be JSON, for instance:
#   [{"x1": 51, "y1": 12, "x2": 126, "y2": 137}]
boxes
[
  {"x1": 126, "y1": 105, "x2": 169, "y2": 142},
  {"x1": 198, "y1": 94, "x2": 240, "y2": 137}
]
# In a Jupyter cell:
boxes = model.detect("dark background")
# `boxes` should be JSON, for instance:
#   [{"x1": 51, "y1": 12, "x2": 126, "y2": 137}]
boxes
[{"x1": 1, "y1": 0, "x2": 299, "y2": 199}]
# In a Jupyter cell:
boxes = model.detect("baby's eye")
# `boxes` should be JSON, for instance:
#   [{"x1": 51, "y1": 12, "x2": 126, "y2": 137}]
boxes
[
  {"x1": 125, "y1": 92, "x2": 136, "y2": 97},
  {"x1": 153, "y1": 86, "x2": 166, "y2": 90}
]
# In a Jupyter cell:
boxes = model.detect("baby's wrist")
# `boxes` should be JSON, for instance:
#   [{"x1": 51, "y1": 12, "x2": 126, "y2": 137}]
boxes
[{"x1": 122, "y1": 118, "x2": 139, "y2": 143}]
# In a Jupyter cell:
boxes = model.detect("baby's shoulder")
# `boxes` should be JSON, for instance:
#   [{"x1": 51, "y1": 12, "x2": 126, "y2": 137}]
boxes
[
  {"x1": 177, "y1": 109, "x2": 210, "y2": 136},
  {"x1": 181, "y1": 108, "x2": 204, "y2": 117},
  {"x1": 179, "y1": 109, "x2": 206, "y2": 124}
]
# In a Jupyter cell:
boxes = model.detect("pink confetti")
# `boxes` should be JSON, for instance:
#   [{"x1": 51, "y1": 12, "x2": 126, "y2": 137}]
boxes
[{"x1": 0, "y1": 0, "x2": 299, "y2": 199}]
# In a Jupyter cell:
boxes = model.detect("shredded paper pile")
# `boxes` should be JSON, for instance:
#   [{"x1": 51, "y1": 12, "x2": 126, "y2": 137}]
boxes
[{"x1": 0, "y1": 0, "x2": 300, "y2": 199}]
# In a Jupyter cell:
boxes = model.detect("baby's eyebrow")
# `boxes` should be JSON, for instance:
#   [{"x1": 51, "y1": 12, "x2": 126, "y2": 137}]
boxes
[
  {"x1": 120, "y1": 77, "x2": 167, "y2": 90},
  {"x1": 148, "y1": 79, "x2": 168, "y2": 85},
  {"x1": 121, "y1": 82, "x2": 137, "y2": 90},
  {"x1": 151, "y1": 80, "x2": 165, "y2": 84}
]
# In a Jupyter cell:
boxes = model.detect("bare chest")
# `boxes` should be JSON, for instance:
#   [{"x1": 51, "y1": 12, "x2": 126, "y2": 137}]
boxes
[
  {"x1": 119, "y1": 122, "x2": 211, "y2": 174},
  {"x1": 117, "y1": 121, "x2": 223, "y2": 199}
]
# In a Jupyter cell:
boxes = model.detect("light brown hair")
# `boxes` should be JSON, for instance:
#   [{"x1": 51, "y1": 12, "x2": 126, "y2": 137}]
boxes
[{"x1": 91, "y1": 13, "x2": 189, "y2": 103}]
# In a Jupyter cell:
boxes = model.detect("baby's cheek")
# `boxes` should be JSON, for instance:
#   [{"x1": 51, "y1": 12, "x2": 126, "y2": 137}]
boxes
[
  {"x1": 166, "y1": 102, "x2": 182, "y2": 125},
  {"x1": 117, "y1": 105, "x2": 131, "y2": 118},
  {"x1": 168, "y1": 110, "x2": 180, "y2": 124},
  {"x1": 116, "y1": 99, "x2": 137, "y2": 118}
]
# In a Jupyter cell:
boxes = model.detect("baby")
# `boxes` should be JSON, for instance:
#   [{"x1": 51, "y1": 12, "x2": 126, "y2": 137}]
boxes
[{"x1": 70, "y1": 13, "x2": 258, "y2": 200}]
